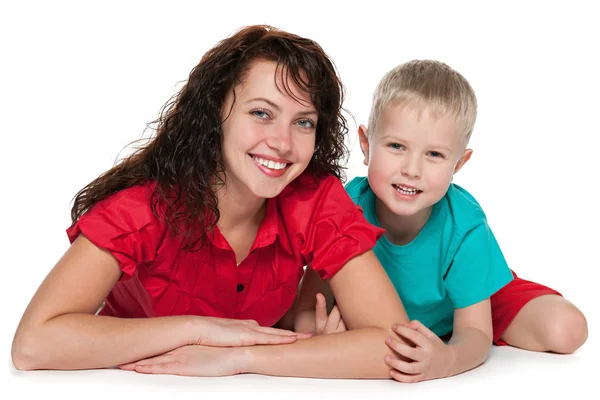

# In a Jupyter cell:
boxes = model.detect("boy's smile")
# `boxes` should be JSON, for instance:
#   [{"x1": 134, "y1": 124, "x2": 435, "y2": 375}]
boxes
[
  {"x1": 359, "y1": 103, "x2": 472, "y2": 239},
  {"x1": 392, "y1": 183, "x2": 423, "y2": 199}
]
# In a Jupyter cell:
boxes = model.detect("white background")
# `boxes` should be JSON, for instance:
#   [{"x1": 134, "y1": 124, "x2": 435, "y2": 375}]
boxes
[{"x1": 1, "y1": 0, "x2": 598, "y2": 398}]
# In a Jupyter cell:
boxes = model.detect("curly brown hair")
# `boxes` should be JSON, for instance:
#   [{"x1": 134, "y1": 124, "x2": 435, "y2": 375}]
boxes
[{"x1": 70, "y1": 25, "x2": 349, "y2": 250}]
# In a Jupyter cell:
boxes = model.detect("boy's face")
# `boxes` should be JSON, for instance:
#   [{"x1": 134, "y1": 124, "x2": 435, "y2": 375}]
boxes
[{"x1": 359, "y1": 104, "x2": 472, "y2": 218}]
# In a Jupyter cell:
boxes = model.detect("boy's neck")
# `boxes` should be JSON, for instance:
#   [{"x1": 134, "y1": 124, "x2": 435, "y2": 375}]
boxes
[{"x1": 374, "y1": 197, "x2": 433, "y2": 246}]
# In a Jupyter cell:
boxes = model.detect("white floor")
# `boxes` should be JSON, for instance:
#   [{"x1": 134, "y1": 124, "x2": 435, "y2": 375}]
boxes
[
  {"x1": 5, "y1": 340, "x2": 596, "y2": 400},
  {"x1": 3, "y1": 2, "x2": 598, "y2": 399}
]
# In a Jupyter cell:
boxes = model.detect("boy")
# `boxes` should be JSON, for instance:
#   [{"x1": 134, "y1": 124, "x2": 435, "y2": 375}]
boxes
[{"x1": 293, "y1": 60, "x2": 588, "y2": 383}]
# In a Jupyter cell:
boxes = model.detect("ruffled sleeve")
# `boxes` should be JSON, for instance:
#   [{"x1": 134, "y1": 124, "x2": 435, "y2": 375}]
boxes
[
  {"x1": 279, "y1": 173, "x2": 384, "y2": 280},
  {"x1": 66, "y1": 183, "x2": 165, "y2": 280}
]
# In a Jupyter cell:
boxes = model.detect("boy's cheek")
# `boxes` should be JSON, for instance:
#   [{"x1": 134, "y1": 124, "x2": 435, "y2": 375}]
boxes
[
  {"x1": 369, "y1": 155, "x2": 396, "y2": 174},
  {"x1": 367, "y1": 164, "x2": 392, "y2": 185}
]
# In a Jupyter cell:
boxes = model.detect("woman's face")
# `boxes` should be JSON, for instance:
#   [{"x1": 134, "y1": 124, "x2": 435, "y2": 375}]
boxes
[{"x1": 220, "y1": 59, "x2": 318, "y2": 201}]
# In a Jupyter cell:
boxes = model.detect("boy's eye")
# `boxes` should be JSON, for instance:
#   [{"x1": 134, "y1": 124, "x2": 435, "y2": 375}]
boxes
[
  {"x1": 427, "y1": 151, "x2": 444, "y2": 158},
  {"x1": 387, "y1": 143, "x2": 405, "y2": 150}
]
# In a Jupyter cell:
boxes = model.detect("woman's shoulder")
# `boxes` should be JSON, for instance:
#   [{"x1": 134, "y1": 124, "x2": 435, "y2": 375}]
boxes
[
  {"x1": 276, "y1": 171, "x2": 368, "y2": 232},
  {"x1": 94, "y1": 181, "x2": 157, "y2": 211},
  {"x1": 71, "y1": 180, "x2": 162, "y2": 235}
]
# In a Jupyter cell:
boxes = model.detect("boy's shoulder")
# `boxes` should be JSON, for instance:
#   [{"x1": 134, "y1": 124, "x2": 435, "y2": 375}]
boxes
[
  {"x1": 344, "y1": 176, "x2": 371, "y2": 203},
  {"x1": 440, "y1": 183, "x2": 488, "y2": 232}
]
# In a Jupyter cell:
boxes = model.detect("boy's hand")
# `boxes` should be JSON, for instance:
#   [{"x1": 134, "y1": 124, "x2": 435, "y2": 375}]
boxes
[
  {"x1": 315, "y1": 293, "x2": 347, "y2": 335},
  {"x1": 384, "y1": 320, "x2": 453, "y2": 383}
]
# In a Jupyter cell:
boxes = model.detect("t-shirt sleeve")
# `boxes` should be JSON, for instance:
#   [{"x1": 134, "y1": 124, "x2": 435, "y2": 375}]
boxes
[
  {"x1": 65, "y1": 186, "x2": 165, "y2": 280},
  {"x1": 282, "y1": 174, "x2": 384, "y2": 281},
  {"x1": 445, "y1": 220, "x2": 514, "y2": 308}
]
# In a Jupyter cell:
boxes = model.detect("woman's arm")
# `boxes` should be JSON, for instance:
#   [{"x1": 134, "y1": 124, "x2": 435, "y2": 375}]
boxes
[
  {"x1": 245, "y1": 250, "x2": 410, "y2": 378},
  {"x1": 11, "y1": 236, "x2": 305, "y2": 371},
  {"x1": 125, "y1": 250, "x2": 411, "y2": 379}
]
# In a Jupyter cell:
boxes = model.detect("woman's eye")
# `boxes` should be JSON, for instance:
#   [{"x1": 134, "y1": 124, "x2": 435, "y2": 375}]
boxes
[
  {"x1": 251, "y1": 109, "x2": 270, "y2": 119},
  {"x1": 297, "y1": 119, "x2": 316, "y2": 129}
]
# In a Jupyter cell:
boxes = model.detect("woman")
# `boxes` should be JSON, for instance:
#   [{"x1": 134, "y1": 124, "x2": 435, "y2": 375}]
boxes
[{"x1": 12, "y1": 25, "x2": 408, "y2": 379}]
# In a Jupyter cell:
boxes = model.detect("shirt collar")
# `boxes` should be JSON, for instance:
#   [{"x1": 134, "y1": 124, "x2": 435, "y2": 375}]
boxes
[{"x1": 207, "y1": 198, "x2": 293, "y2": 256}]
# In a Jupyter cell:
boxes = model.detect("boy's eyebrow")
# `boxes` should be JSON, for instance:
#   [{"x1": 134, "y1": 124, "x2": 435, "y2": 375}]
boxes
[
  {"x1": 247, "y1": 97, "x2": 318, "y2": 117},
  {"x1": 380, "y1": 134, "x2": 409, "y2": 143},
  {"x1": 429, "y1": 145, "x2": 453, "y2": 153},
  {"x1": 379, "y1": 135, "x2": 453, "y2": 153}
]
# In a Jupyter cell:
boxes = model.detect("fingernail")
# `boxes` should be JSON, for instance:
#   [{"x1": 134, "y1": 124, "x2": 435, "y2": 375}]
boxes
[{"x1": 386, "y1": 337, "x2": 392, "y2": 344}]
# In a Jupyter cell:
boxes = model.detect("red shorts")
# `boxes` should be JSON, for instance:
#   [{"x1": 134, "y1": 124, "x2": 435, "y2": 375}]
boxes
[{"x1": 491, "y1": 270, "x2": 562, "y2": 345}]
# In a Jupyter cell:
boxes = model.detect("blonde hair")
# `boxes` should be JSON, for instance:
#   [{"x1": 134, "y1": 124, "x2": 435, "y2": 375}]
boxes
[{"x1": 368, "y1": 60, "x2": 477, "y2": 143}]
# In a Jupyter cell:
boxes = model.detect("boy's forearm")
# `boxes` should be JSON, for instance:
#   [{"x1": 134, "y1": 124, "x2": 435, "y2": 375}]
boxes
[
  {"x1": 446, "y1": 327, "x2": 492, "y2": 377},
  {"x1": 294, "y1": 309, "x2": 317, "y2": 334},
  {"x1": 241, "y1": 327, "x2": 394, "y2": 379}
]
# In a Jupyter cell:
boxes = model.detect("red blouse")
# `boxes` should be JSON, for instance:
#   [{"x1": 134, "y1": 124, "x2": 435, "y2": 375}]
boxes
[{"x1": 66, "y1": 172, "x2": 383, "y2": 327}]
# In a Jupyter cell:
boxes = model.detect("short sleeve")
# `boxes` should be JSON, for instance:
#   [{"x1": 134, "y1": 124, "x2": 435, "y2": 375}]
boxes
[
  {"x1": 445, "y1": 221, "x2": 514, "y2": 308},
  {"x1": 279, "y1": 174, "x2": 385, "y2": 280},
  {"x1": 66, "y1": 184, "x2": 165, "y2": 280}
]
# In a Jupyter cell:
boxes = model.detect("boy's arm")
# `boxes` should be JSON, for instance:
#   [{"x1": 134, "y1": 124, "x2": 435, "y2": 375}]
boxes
[
  {"x1": 272, "y1": 296, "x2": 298, "y2": 331},
  {"x1": 446, "y1": 299, "x2": 493, "y2": 375},
  {"x1": 293, "y1": 267, "x2": 336, "y2": 334},
  {"x1": 383, "y1": 299, "x2": 492, "y2": 382}
]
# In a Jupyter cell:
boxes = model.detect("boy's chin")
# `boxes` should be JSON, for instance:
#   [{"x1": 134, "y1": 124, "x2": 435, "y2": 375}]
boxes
[
  {"x1": 383, "y1": 199, "x2": 432, "y2": 218},
  {"x1": 389, "y1": 207, "x2": 424, "y2": 217}
]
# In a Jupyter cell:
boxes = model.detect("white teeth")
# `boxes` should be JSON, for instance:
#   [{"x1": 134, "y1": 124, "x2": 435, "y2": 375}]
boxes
[
  {"x1": 394, "y1": 184, "x2": 420, "y2": 195},
  {"x1": 252, "y1": 156, "x2": 288, "y2": 170}
]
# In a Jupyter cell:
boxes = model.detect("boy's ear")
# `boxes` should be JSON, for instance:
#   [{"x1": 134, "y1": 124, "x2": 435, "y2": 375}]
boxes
[
  {"x1": 453, "y1": 148, "x2": 473, "y2": 174},
  {"x1": 358, "y1": 124, "x2": 370, "y2": 166}
]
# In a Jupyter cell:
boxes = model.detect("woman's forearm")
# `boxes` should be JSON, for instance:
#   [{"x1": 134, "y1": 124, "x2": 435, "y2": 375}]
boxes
[
  {"x1": 248, "y1": 251, "x2": 410, "y2": 379},
  {"x1": 12, "y1": 314, "x2": 198, "y2": 371},
  {"x1": 242, "y1": 327, "x2": 396, "y2": 379}
]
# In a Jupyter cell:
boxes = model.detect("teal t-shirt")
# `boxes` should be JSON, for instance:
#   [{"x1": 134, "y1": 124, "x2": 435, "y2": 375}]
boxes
[{"x1": 345, "y1": 177, "x2": 514, "y2": 337}]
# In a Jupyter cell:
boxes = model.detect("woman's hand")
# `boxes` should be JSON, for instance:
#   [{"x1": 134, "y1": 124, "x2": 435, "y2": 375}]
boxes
[
  {"x1": 119, "y1": 345, "x2": 247, "y2": 376},
  {"x1": 193, "y1": 317, "x2": 311, "y2": 347}
]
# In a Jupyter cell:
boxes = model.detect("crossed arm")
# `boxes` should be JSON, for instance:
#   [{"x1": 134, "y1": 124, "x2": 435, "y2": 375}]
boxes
[{"x1": 12, "y1": 235, "x2": 410, "y2": 379}]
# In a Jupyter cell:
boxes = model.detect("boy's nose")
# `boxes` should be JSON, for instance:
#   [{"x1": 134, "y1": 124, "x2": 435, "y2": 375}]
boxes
[{"x1": 401, "y1": 156, "x2": 421, "y2": 179}]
